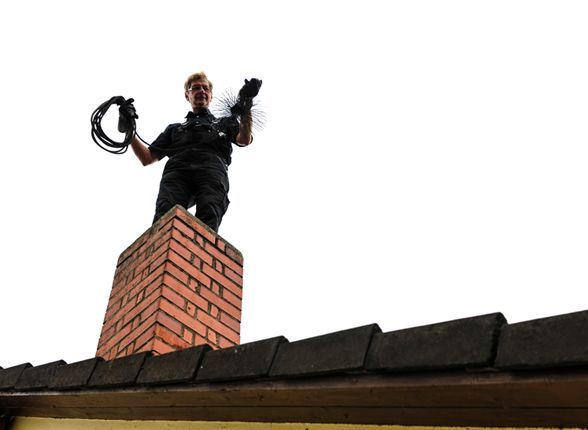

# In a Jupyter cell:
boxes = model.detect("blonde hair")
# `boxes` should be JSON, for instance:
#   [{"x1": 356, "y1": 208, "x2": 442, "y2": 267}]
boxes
[{"x1": 184, "y1": 71, "x2": 213, "y2": 91}]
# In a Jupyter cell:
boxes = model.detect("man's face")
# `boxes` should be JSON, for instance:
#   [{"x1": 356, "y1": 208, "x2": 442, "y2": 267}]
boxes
[{"x1": 185, "y1": 79, "x2": 212, "y2": 110}]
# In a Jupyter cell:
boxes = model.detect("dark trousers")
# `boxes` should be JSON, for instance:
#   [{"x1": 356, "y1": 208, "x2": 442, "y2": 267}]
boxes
[{"x1": 153, "y1": 168, "x2": 229, "y2": 231}]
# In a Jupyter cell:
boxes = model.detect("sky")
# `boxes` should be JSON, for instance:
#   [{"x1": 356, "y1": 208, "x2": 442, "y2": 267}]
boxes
[{"x1": 0, "y1": 1, "x2": 587, "y2": 367}]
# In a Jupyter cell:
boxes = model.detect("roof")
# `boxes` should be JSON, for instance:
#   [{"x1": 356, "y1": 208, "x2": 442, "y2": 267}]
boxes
[{"x1": 2, "y1": 310, "x2": 588, "y2": 427}]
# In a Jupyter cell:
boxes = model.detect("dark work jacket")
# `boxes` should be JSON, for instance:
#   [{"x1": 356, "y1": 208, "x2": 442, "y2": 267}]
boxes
[{"x1": 149, "y1": 108, "x2": 240, "y2": 175}]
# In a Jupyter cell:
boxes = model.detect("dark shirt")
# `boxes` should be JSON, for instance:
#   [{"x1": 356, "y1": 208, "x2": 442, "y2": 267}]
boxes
[{"x1": 149, "y1": 108, "x2": 240, "y2": 174}]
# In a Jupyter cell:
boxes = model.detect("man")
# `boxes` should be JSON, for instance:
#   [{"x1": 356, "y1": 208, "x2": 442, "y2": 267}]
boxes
[{"x1": 128, "y1": 72, "x2": 260, "y2": 231}]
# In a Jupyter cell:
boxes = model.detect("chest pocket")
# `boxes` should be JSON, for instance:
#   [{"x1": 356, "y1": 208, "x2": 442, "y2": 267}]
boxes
[{"x1": 215, "y1": 116, "x2": 240, "y2": 142}]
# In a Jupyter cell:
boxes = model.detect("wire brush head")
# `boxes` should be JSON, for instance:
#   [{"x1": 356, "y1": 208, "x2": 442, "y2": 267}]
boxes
[{"x1": 212, "y1": 89, "x2": 266, "y2": 133}]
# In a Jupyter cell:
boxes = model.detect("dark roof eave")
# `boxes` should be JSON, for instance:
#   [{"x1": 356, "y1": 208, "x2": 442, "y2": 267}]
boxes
[{"x1": 3, "y1": 368, "x2": 588, "y2": 427}]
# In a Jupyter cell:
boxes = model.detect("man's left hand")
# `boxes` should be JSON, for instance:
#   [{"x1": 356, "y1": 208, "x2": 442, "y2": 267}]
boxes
[{"x1": 239, "y1": 78, "x2": 262, "y2": 99}]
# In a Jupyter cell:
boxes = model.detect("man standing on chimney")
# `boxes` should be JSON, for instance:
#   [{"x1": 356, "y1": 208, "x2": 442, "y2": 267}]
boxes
[{"x1": 126, "y1": 72, "x2": 261, "y2": 232}]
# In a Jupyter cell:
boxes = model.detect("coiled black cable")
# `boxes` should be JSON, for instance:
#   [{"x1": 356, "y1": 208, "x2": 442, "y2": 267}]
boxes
[{"x1": 91, "y1": 96, "x2": 147, "y2": 154}]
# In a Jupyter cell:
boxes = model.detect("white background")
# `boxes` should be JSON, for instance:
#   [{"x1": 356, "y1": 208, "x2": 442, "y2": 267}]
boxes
[{"x1": 0, "y1": 1, "x2": 587, "y2": 367}]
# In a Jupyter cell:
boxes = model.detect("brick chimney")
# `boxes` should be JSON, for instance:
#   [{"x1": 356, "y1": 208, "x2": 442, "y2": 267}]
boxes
[{"x1": 96, "y1": 205, "x2": 243, "y2": 360}]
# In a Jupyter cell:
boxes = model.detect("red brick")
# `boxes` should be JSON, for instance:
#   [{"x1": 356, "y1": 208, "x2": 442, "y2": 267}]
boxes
[
  {"x1": 193, "y1": 333, "x2": 209, "y2": 347},
  {"x1": 131, "y1": 322, "x2": 158, "y2": 355},
  {"x1": 108, "y1": 265, "x2": 164, "y2": 312},
  {"x1": 224, "y1": 267, "x2": 243, "y2": 285},
  {"x1": 162, "y1": 286, "x2": 186, "y2": 310},
  {"x1": 183, "y1": 328, "x2": 194, "y2": 344},
  {"x1": 222, "y1": 287, "x2": 242, "y2": 309},
  {"x1": 210, "y1": 304, "x2": 219, "y2": 318},
  {"x1": 117, "y1": 312, "x2": 158, "y2": 354},
  {"x1": 119, "y1": 273, "x2": 164, "y2": 320},
  {"x1": 220, "y1": 312, "x2": 241, "y2": 333},
  {"x1": 186, "y1": 302, "x2": 196, "y2": 317},
  {"x1": 100, "y1": 321, "x2": 115, "y2": 341},
  {"x1": 172, "y1": 218, "x2": 196, "y2": 240},
  {"x1": 151, "y1": 221, "x2": 175, "y2": 245},
  {"x1": 119, "y1": 344, "x2": 132, "y2": 358},
  {"x1": 191, "y1": 220, "x2": 216, "y2": 244},
  {"x1": 162, "y1": 273, "x2": 209, "y2": 313},
  {"x1": 197, "y1": 310, "x2": 238, "y2": 342},
  {"x1": 148, "y1": 247, "x2": 171, "y2": 275},
  {"x1": 104, "y1": 299, "x2": 122, "y2": 324},
  {"x1": 160, "y1": 299, "x2": 207, "y2": 337},
  {"x1": 225, "y1": 246, "x2": 244, "y2": 265},
  {"x1": 100, "y1": 349, "x2": 113, "y2": 361},
  {"x1": 207, "y1": 330, "x2": 218, "y2": 344},
  {"x1": 117, "y1": 230, "x2": 152, "y2": 266},
  {"x1": 111, "y1": 272, "x2": 129, "y2": 293},
  {"x1": 109, "y1": 271, "x2": 139, "y2": 304},
  {"x1": 144, "y1": 235, "x2": 173, "y2": 263},
  {"x1": 156, "y1": 309, "x2": 184, "y2": 337},
  {"x1": 204, "y1": 242, "x2": 243, "y2": 276},
  {"x1": 103, "y1": 282, "x2": 162, "y2": 334},
  {"x1": 218, "y1": 335, "x2": 237, "y2": 349},
  {"x1": 211, "y1": 282, "x2": 220, "y2": 295},
  {"x1": 199, "y1": 286, "x2": 241, "y2": 321},
  {"x1": 155, "y1": 324, "x2": 191, "y2": 350},
  {"x1": 163, "y1": 260, "x2": 189, "y2": 284},
  {"x1": 152, "y1": 338, "x2": 176, "y2": 355},
  {"x1": 215, "y1": 260, "x2": 223, "y2": 272},
  {"x1": 160, "y1": 272, "x2": 187, "y2": 294},
  {"x1": 154, "y1": 215, "x2": 176, "y2": 237},
  {"x1": 134, "y1": 338, "x2": 155, "y2": 355},
  {"x1": 97, "y1": 320, "x2": 133, "y2": 357},
  {"x1": 189, "y1": 278, "x2": 201, "y2": 291},
  {"x1": 178, "y1": 209, "x2": 206, "y2": 228},
  {"x1": 169, "y1": 238, "x2": 194, "y2": 264},
  {"x1": 169, "y1": 251, "x2": 212, "y2": 288},
  {"x1": 137, "y1": 297, "x2": 163, "y2": 325},
  {"x1": 196, "y1": 235, "x2": 204, "y2": 247},
  {"x1": 131, "y1": 239, "x2": 169, "y2": 280},
  {"x1": 98, "y1": 325, "x2": 115, "y2": 347},
  {"x1": 154, "y1": 206, "x2": 183, "y2": 231},
  {"x1": 216, "y1": 239, "x2": 226, "y2": 252},
  {"x1": 102, "y1": 290, "x2": 159, "y2": 345},
  {"x1": 172, "y1": 229, "x2": 214, "y2": 266},
  {"x1": 202, "y1": 264, "x2": 241, "y2": 298}
]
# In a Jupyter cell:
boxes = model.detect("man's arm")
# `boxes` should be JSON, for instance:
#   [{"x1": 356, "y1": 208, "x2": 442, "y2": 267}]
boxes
[
  {"x1": 235, "y1": 112, "x2": 253, "y2": 147},
  {"x1": 130, "y1": 135, "x2": 159, "y2": 166},
  {"x1": 234, "y1": 78, "x2": 262, "y2": 147}
]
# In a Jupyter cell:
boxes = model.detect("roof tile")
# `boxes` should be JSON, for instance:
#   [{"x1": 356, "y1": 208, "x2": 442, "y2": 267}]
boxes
[
  {"x1": 365, "y1": 313, "x2": 506, "y2": 372},
  {"x1": 88, "y1": 352, "x2": 149, "y2": 388},
  {"x1": 137, "y1": 346, "x2": 210, "y2": 385},
  {"x1": 495, "y1": 309, "x2": 588, "y2": 369},
  {"x1": 269, "y1": 324, "x2": 380, "y2": 378},
  {"x1": 0, "y1": 363, "x2": 31, "y2": 390},
  {"x1": 49, "y1": 358, "x2": 103, "y2": 390},
  {"x1": 197, "y1": 336, "x2": 287, "y2": 382},
  {"x1": 15, "y1": 360, "x2": 66, "y2": 391}
]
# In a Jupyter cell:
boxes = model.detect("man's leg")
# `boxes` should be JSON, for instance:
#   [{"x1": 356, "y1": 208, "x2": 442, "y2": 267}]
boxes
[
  {"x1": 153, "y1": 171, "x2": 194, "y2": 224},
  {"x1": 193, "y1": 182, "x2": 230, "y2": 232}
]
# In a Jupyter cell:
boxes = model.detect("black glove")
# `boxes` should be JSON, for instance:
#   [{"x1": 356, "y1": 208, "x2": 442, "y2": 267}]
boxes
[
  {"x1": 230, "y1": 97, "x2": 253, "y2": 116},
  {"x1": 238, "y1": 78, "x2": 262, "y2": 99},
  {"x1": 230, "y1": 79, "x2": 262, "y2": 116},
  {"x1": 118, "y1": 98, "x2": 138, "y2": 133}
]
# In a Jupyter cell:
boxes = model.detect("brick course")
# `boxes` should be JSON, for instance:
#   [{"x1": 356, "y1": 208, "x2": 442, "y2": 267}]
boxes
[{"x1": 96, "y1": 206, "x2": 243, "y2": 360}]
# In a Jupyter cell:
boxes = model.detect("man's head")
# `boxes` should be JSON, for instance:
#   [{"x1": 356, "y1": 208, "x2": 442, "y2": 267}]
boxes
[{"x1": 184, "y1": 71, "x2": 213, "y2": 111}]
